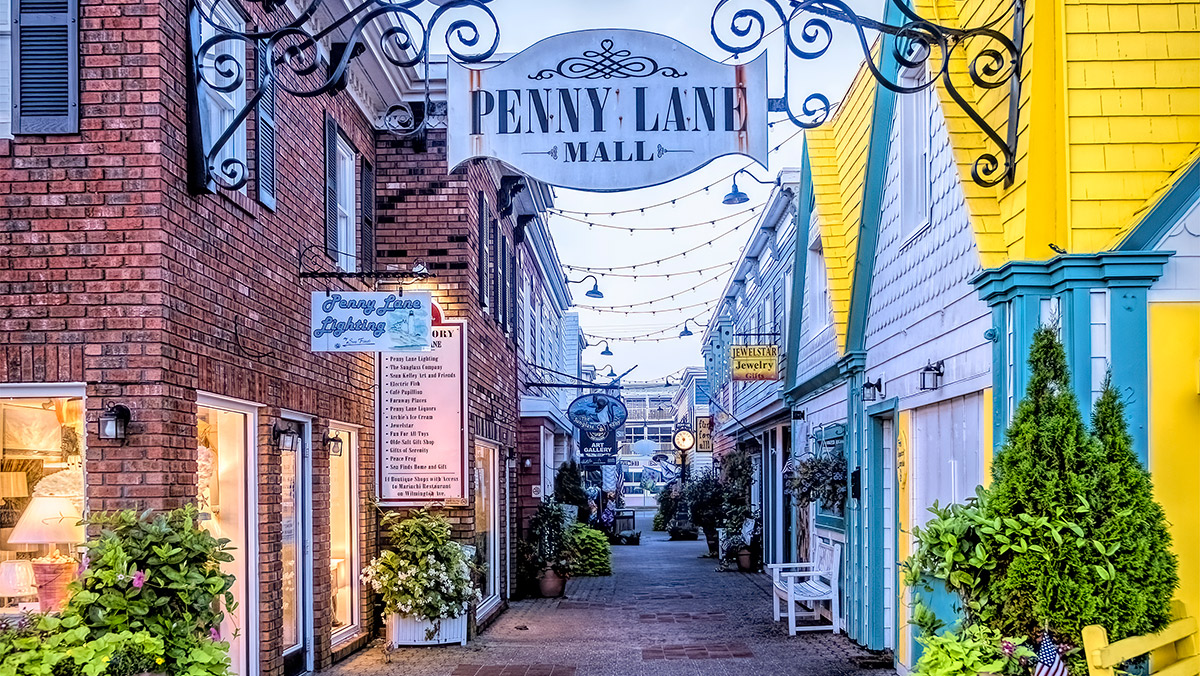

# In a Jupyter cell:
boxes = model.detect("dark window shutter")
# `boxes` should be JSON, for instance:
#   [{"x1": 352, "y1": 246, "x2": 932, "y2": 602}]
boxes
[
  {"x1": 12, "y1": 0, "x2": 79, "y2": 134},
  {"x1": 256, "y1": 41, "x2": 277, "y2": 210},
  {"x1": 477, "y1": 192, "x2": 488, "y2": 308},
  {"x1": 507, "y1": 238, "x2": 517, "y2": 337},
  {"x1": 361, "y1": 159, "x2": 375, "y2": 273},
  {"x1": 490, "y1": 217, "x2": 499, "y2": 320},
  {"x1": 324, "y1": 115, "x2": 339, "y2": 262}
]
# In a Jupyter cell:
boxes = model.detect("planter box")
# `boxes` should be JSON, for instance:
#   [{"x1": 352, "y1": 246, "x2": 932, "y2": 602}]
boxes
[{"x1": 385, "y1": 612, "x2": 467, "y2": 647}]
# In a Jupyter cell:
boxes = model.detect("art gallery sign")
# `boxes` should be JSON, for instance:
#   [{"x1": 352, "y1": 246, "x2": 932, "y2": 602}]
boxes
[{"x1": 448, "y1": 29, "x2": 768, "y2": 191}]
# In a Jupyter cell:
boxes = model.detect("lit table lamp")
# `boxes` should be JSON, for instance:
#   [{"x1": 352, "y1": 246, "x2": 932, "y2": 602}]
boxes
[
  {"x1": 8, "y1": 496, "x2": 84, "y2": 613},
  {"x1": 0, "y1": 560, "x2": 37, "y2": 608}
]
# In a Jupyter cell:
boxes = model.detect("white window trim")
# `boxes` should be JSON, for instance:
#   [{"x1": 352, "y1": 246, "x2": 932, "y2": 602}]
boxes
[
  {"x1": 0, "y1": 0, "x2": 12, "y2": 139},
  {"x1": 199, "y1": 4, "x2": 247, "y2": 191},
  {"x1": 899, "y1": 65, "x2": 932, "y2": 247},
  {"x1": 328, "y1": 424, "x2": 362, "y2": 649},
  {"x1": 335, "y1": 135, "x2": 357, "y2": 272}
]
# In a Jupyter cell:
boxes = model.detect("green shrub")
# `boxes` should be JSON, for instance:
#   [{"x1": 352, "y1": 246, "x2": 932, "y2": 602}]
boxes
[
  {"x1": 527, "y1": 500, "x2": 573, "y2": 577},
  {"x1": 554, "y1": 462, "x2": 590, "y2": 523},
  {"x1": 566, "y1": 524, "x2": 612, "y2": 576},
  {"x1": 786, "y1": 452, "x2": 847, "y2": 511},
  {"x1": 682, "y1": 469, "x2": 724, "y2": 533},
  {"x1": 913, "y1": 623, "x2": 1033, "y2": 676},
  {"x1": 651, "y1": 511, "x2": 666, "y2": 531},
  {"x1": 0, "y1": 613, "x2": 166, "y2": 676}
]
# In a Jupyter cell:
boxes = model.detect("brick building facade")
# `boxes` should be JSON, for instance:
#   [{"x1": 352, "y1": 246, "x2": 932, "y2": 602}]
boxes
[{"x1": 0, "y1": 0, "x2": 571, "y2": 672}]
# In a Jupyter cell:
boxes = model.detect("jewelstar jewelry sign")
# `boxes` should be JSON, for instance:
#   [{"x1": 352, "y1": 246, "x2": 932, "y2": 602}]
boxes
[
  {"x1": 377, "y1": 321, "x2": 468, "y2": 506},
  {"x1": 448, "y1": 29, "x2": 768, "y2": 191},
  {"x1": 310, "y1": 291, "x2": 432, "y2": 352}
]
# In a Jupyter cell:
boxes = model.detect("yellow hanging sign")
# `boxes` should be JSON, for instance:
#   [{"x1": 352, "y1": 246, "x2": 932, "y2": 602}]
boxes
[{"x1": 731, "y1": 345, "x2": 779, "y2": 381}]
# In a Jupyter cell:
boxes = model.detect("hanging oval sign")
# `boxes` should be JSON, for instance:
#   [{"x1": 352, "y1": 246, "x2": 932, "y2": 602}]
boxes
[
  {"x1": 567, "y1": 393, "x2": 629, "y2": 441},
  {"x1": 447, "y1": 29, "x2": 768, "y2": 192}
]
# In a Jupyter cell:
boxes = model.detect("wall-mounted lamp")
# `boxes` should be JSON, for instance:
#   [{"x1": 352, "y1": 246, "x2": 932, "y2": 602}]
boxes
[
  {"x1": 589, "y1": 340, "x2": 613, "y2": 356},
  {"x1": 920, "y1": 361, "x2": 945, "y2": 391},
  {"x1": 598, "y1": 364, "x2": 617, "y2": 378},
  {"x1": 273, "y1": 420, "x2": 302, "y2": 452},
  {"x1": 98, "y1": 403, "x2": 131, "y2": 442},
  {"x1": 567, "y1": 274, "x2": 604, "y2": 299},
  {"x1": 862, "y1": 377, "x2": 884, "y2": 402},
  {"x1": 523, "y1": 457, "x2": 533, "y2": 470},
  {"x1": 325, "y1": 431, "x2": 345, "y2": 457},
  {"x1": 679, "y1": 321, "x2": 695, "y2": 338},
  {"x1": 721, "y1": 169, "x2": 777, "y2": 205}
]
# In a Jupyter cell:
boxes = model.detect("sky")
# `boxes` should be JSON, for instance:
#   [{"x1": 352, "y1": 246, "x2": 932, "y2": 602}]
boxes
[{"x1": 425, "y1": 0, "x2": 886, "y2": 383}]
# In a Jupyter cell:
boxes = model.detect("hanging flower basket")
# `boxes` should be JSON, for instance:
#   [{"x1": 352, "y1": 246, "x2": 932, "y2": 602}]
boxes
[{"x1": 385, "y1": 613, "x2": 467, "y2": 647}]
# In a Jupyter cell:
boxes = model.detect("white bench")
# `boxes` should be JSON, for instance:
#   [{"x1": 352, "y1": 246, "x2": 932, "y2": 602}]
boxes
[{"x1": 767, "y1": 542, "x2": 842, "y2": 636}]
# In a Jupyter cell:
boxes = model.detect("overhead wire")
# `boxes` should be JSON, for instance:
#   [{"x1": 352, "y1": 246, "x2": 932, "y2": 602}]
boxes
[
  {"x1": 572, "y1": 260, "x2": 737, "y2": 280},
  {"x1": 576, "y1": 274, "x2": 728, "y2": 309},
  {"x1": 584, "y1": 312, "x2": 712, "y2": 342},
  {"x1": 562, "y1": 209, "x2": 759, "y2": 272},
  {"x1": 548, "y1": 202, "x2": 764, "y2": 232},
  {"x1": 578, "y1": 297, "x2": 720, "y2": 316}
]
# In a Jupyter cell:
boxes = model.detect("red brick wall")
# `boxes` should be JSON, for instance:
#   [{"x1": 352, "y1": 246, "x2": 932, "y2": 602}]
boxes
[
  {"x1": 0, "y1": 0, "x2": 380, "y2": 670},
  {"x1": 374, "y1": 128, "x2": 519, "y2": 626}
]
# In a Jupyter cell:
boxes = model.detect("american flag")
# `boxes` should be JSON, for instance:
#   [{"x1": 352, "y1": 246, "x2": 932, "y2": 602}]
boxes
[{"x1": 1034, "y1": 632, "x2": 1068, "y2": 676}]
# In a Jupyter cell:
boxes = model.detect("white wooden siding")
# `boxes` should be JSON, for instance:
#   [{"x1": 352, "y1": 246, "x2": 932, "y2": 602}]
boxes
[{"x1": 1149, "y1": 200, "x2": 1200, "y2": 303}]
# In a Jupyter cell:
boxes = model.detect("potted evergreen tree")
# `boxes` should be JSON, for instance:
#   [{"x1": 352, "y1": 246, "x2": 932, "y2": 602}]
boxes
[
  {"x1": 682, "y1": 469, "x2": 725, "y2": 557},
  {"x1": 527, "y1": 500, "x2": 574, "y2": 598}
]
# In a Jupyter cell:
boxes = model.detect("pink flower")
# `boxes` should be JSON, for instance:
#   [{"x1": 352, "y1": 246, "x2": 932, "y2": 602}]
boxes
[
  {"x1": 77, "y1": 553, "x2": 90, "y2": 576},
  {"x1": 131, "y1": 570, "x2": 146, "y2": 588},
  {"x1": 1001, "y1": 640, "x2": 1016, "y2": 656},
  {"x1": 210, "y1": 627, "x2": 221, "y2": 642}
]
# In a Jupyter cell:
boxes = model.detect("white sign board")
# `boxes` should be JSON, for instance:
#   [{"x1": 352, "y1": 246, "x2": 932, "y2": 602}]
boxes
[
  {"x1": 448, "y1": 29, "x2": 768, "y2": 191},
  {"x1": 310, "y1": 291, "x2": 432, "y2": 352},
  {"x1": 377, "y1": 322, "x2": 468, "y2": 505}
]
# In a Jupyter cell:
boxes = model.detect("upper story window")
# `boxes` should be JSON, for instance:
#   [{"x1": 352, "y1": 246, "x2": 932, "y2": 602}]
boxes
[
  {"x1": 334, "y1": 135, "x2": 356, "y2": 272},
  {"x1": 199, "y1": 3, "x2": 247, "y2": 184},
  {"x1": 806, "y1": 236, "x2": 830, "y2": 331},
  {"x1": 900, "y1": 66, "x2": 933, "y2": 242},
  {"x1": 0, "y1": 0, "x2": 11, "y2": 138}
]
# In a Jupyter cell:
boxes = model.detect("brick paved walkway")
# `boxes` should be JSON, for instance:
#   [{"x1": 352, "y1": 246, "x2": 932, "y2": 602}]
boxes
[{"x1": 327, "y1": 531, "x2": 895, "y2": 676}]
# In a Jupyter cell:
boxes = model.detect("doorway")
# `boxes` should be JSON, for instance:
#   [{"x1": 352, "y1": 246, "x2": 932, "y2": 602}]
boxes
[
  {"x1": 867, "y1": 410, "x2": 898, "y2": 651},
  {"x1": 279, "y1": 413, "x2": 313, "y2": 676},
  {"x1": 474, "y1": 441, "x2": 501, "y2": 618}
]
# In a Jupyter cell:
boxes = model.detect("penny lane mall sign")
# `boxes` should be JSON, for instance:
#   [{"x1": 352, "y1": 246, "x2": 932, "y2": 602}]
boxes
[{"x1": 448, "y1": 29, "x2": 768, "y2": 191}]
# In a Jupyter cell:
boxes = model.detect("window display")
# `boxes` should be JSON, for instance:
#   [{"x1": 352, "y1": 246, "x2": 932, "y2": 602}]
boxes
[
  {"x1": 329, "y1": 427, "x2": 358, "y2": 641},
  {"x1": 0, "y1": 396, "x2": 86, "y2": 613}
]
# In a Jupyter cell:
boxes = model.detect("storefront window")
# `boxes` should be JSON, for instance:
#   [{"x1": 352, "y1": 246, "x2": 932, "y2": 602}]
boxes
[
  {"x1": 0, "y1": 395, "x2": 86, "y2": 612},
  {"x1": 279, "y1": 422, "x2": 303, "y2": 657},
  {"x1": 197, "y1": 403, "x2": 253, "y2": 676},
  {"x1": 473, "y1": 442, "x2": 499, "y2": 613},
  {"x1": 329, "y1": 427, "x2": 359, "y2": 642}
]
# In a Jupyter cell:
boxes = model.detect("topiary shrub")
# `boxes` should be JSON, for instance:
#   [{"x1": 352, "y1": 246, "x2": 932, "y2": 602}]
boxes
[{"x1": 566, "y1": 524, "x2": 612, "y2": 576}]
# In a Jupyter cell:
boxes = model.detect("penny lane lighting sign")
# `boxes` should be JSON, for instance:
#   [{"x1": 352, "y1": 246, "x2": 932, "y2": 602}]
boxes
[
  {"x1": 310, "y1": 291, "x2": 433, "y2": 352},
  {"x1": 732, "y1": 345, "x2": 779, "y2": 381},
  {"x1": 447, "y1": 29, "x2": 768, "y2": 191},
  {"x1": 378, "y1": 320, "x2": 468, "y2": 506}
]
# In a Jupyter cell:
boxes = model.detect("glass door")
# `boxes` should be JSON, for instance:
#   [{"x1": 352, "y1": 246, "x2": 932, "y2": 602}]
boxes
[
  {"x1": 473, "y1": 441, "x2": 500, "y2": 616},
  {"x1": 279, "y1": 418, "x2": 310, "y2": 676},
  {"x1": 329, "y1": 427, "x2": 360, "y2": 646}
]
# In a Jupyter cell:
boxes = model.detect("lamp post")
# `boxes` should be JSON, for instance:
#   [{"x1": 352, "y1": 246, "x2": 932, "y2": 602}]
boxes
[
  {"x1": 721, "y1": 169, "x2": 777, "y2": 205},
  {"x1": 567, "y1": 275, "x2": 604, "y2": 299}
]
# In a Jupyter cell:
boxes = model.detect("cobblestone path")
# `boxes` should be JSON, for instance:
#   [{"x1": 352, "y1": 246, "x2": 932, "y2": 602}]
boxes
[{"x1": 328, "y1": 530, "x2": 896, "y2": 676}]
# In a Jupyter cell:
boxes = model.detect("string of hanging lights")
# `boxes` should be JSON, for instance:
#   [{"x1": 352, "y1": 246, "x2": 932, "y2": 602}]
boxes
[
  {"x1": 577, "y1": 274, "x2": 728, "y2": 310},
  {"x1": 571, "y1": 260, "x2": 737, "y2": 280},
  {"x1": 547, "y1": 202, "x2": 764, "y2": 232},
  {"x1": 562, "y1": 210, "x2": 758, "y2": 272},
  {"x1": 579, "y1": 297, "x2": 719, "y2": 316},
  {"x1": 584, "y1": 312, "x2": 712, "y2": 343}
]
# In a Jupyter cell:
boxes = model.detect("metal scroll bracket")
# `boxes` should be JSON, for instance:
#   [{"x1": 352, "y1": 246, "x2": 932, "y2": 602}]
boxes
[{"x1": 712, "y1": 0, "x2": 1025, "y2": 188}]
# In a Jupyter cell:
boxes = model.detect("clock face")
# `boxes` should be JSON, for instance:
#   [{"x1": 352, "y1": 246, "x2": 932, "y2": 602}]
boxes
[{"x1": 673, "y1": 429, "x2": 695, "y2": 451}]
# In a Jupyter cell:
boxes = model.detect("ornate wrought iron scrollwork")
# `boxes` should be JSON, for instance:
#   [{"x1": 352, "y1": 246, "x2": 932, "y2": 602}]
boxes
[
  {"x1": 190, "y1": 0, "x2": 499, "y2": 192},
  {"x1": 529, "y1": 38, "x2": 688, "y2": 80},
  {"x1": 711, "y1": 0, "x2": 1023, "y2": 187}
]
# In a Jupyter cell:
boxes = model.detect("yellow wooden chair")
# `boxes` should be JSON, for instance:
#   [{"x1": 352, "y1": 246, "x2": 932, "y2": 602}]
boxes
[{"x1": 1082, "y1": 601, "x2": 1199, "y2": 676}]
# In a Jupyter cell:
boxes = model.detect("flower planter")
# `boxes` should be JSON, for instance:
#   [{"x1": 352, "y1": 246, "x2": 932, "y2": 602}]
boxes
[
  {"x1": 538, "y1": 568, "x2": 567, "y2": 598},
  {"x1": 31, "y1": 561, "x2": 76, "y2": 613},
  {"x1": 385, "y1": 612, "x2": 467, "y2": 647},
  {"x1": 736, "y1": 548, "x2": 755, "y2": 572}
]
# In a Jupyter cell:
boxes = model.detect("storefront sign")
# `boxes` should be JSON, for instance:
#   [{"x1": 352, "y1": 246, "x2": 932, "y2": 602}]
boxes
[
  {"x1": 731, "y1": 345, "x2": 779, "y2": 380},
  {"x1": 447, "y1": 29, "x2": 768, "y2": 192},
  {"x1": 696, "y1": 416, "x2": 712, "y2": 453},
  {"x1": 377, "y1": 321, "x2": 468, "y2": 505},
  {"x1": 310, "y1": 291, "x2": 432, "y2": 352},
  {"x1": 567, "y1": 393, "x2": 628, "y2": 441},
  {"x1": 579, "y1": 431, "x2": 618, "y2": 466}
]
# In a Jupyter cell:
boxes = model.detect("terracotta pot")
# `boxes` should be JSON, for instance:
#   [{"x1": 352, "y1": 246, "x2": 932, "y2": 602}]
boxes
[
  {"x1": 704, "y1": 528, "x2": 719, "y2": 556},
  {"x1": 736, "y1": 548, "x2": 754, "y2": 572},
  {"x1": 31, "y1": 561, "x2": 76, "y2": 613},
  {"x1": 538, "y1": 568, "x2": 566, "y2": 598}
]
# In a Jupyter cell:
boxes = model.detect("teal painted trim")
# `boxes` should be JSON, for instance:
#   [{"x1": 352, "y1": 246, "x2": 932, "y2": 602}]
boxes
[
  {"x1": 1117, "y1": 155, "x2": 1200, "y2": 251},
  {"x1": 971, "y1": 252, "x2": 1172, "y2": 305},
  {"x1": 865, "y1": 396, "x2": 898, "y2": 417},
  {"x1": 991, "y1": 302, "x2": 1008, "y2": 461},
  {"x1": 784, "y1": 145, "x2": 815, "y2": 395},
  {"x1": 911, "y1": 578, "x2": 962, "y2": 661},
  {"x1": 815, "y1": 511, "x2": 846, "y2": 532},
  {"x1": 866, "y1": 397, "x2": 898, "y2": 650},
  {"x1": 784, "y1": 363, "x2": 841, "y2": 400},
  {"x1": 1066, "y1": 288, "x2": 1093, "y2": 419},
  {"x1": 1109, "y1": 287, "x2": 1152, "y2": 464}
]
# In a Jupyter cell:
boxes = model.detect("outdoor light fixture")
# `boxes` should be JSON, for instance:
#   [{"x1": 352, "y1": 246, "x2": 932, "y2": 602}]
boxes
[
  {"x1": 273, "y1": 421, "x2": 302, "y2": 452},
  {"x1": 679, "y1": 321, "x2": 694, "y2": 338},
  {"x1": 325, "y1": 432, "x2": 345, "y2": 457},
  {"x1": 589, "y1": 340, "x2": 613, "y2": 356},
  {"x1": 862, "y1": 377, "x2": 884, "y2": 402},
  {"x1": 567, "y1": 275, "x2": 603, "y2": 299},
  {"x1": 599, "y1": 364, "x2": 617, "y2": 378},
  {"x1": 920, "y1": 361, "x2": 945, "y2": 391},
  {"x1": 721, "y1": 169, "x2": 776, "y2": 205},
  {"x1": 97, "y1": 403, "x2": 131, "y2": 442},
  {"x1": 523, "y1": 457, "x2": 533, "y2": 470}
]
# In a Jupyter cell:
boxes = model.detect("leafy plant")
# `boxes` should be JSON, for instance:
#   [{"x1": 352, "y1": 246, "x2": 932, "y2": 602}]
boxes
[
  {"x1": 64, "y1": 505, "x2": 234, "y2": 676},
  {"x1": 553, "y1": 462, "x2": 590, "y2": 523},
  {"x1": 526, "y1": 500, "x2": 574, "y2": 577},
  {"x1": 0, "y1": 613, "x2": 167, "y2": 676},
  {"x1": 902, "y1": 490, "x2": 996, "y2": 621},
  {"x1": 651, "y1": 511, "x2": 667, "y2": 532},
  {"x1": 913, "y1": 623, "x2": 1033, "y2": 676},
  {"x1": 786, "y1": 452, "x2": 847, "y2": 511},
  {"x1": 566, "y1": 524, "x2": 611, "y2": 576},
  {"x1": 361, "y1": 508, "x2": 478, "y2": 638},
  {"x1": 681, "y1": 469, "x2": 725, "y2": 534},
  {"x1": 720, "y1": 448, "x2": 755, "y2": 532}
]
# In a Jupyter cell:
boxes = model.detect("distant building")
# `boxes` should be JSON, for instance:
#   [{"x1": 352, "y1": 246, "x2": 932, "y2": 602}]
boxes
[{"x1": 671, "y1": 367, "x2": 712, "y2": 472}]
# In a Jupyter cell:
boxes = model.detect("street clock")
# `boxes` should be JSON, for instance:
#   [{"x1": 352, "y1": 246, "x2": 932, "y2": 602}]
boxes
[{"x1": 673, "y1": 428, "x2": 696, "y2": 452}]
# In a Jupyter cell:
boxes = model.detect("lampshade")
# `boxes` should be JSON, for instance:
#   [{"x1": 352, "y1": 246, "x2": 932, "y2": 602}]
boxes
[
  {"x1": 0, "y1": 473, "x2": 28, "y2": 500},
  {"x1": 8, "y1": 496, "x2": 84, "y2": 546},
  {"x1": 0, "y1": 560, "x2": 36, "y2": 597}
]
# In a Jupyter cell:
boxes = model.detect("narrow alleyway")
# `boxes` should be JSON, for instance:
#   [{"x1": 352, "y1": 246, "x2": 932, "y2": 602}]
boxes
[{"x1": 331, "y1": 528, "x2": 896, "y2": 676}]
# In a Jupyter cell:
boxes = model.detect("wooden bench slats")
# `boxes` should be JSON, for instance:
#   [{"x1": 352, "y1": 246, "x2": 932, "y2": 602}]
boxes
[
  {"x1": 1151, "y1": 654, "x2": 1200, "y2": 676},
  {"x1": 1094, "y1": 618, "x2": 1199, "y2": 668}
]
